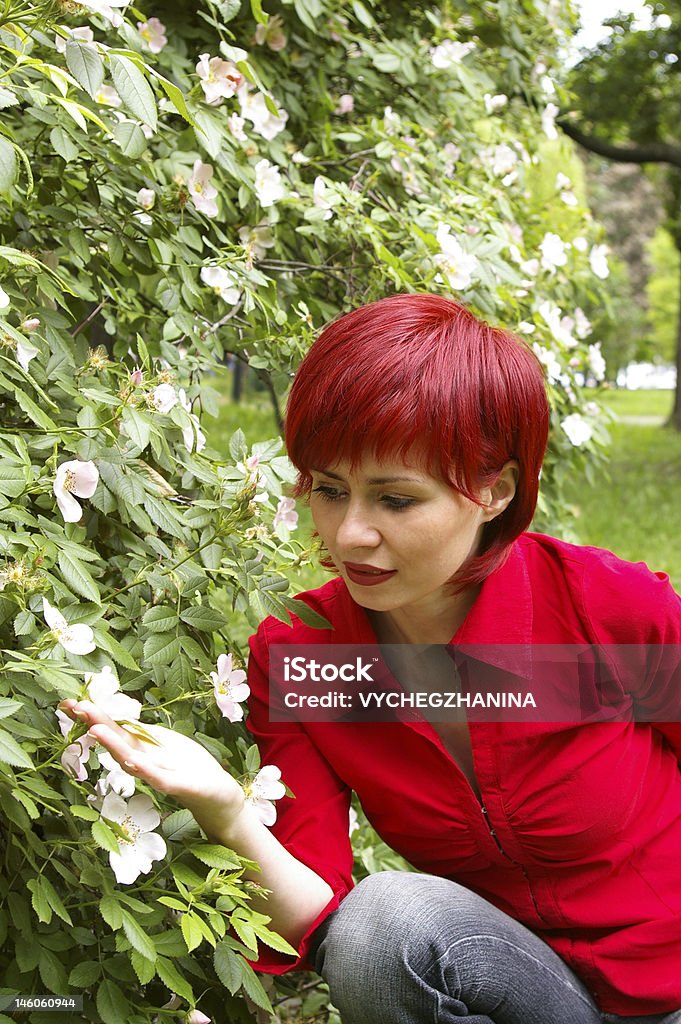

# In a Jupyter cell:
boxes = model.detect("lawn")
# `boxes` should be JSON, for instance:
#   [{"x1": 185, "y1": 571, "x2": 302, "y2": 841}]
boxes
[
  {"x1": 563, "y1": 390, "x2": 681, "y2": 591},
  {"x1": 205, "y1": 378, "x2": 681, "y2": 594}
]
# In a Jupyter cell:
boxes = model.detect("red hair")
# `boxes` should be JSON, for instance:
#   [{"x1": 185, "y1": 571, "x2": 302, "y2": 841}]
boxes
[{"x1": 285, "y1": 293, "x2": 549, "y2": 589}]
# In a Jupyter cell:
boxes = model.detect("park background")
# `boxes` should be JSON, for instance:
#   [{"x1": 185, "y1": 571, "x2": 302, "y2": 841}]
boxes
[{"x1": 0, "y1": 0, "x2": 679, "y2": 1021}]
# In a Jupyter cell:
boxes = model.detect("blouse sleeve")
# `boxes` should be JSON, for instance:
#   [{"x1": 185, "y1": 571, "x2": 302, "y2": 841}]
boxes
[
  {"x1": 242, "y1": 619, "x2": 355, "y2": 974},
  {"x1": 582, "y1": 549, "x2": 681, "y2": 761}
]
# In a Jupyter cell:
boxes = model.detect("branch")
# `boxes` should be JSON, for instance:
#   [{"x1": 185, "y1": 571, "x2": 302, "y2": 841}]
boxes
[{"x1": 558, "y1": 119, "x2": 681, "y2": 169}]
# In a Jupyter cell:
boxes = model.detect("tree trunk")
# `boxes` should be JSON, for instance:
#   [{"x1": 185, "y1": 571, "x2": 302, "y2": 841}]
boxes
[
  {"x1": 231, "y1": 357, "x2": 244, "y2": 403},
  {"x1": 667, "y1": 255, "x2": 681, "y2": 430}
]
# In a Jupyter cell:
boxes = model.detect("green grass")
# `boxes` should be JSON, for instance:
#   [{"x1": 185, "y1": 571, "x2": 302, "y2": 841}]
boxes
[
  {"x1": 564, "y1": 390, "x2": 681, "y2": 591},
  {"x1": 597, "y1": 388, "x2": 673, "y2": 419}
]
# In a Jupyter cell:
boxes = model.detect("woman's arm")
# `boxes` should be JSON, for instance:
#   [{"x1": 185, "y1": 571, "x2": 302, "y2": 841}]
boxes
[{"x1": 58, "y1": 699, "x2": 333, "y2": 949}]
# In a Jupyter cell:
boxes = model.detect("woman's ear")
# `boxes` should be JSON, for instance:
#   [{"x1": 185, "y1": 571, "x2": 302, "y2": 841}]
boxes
[{"x1": 481, "y1": 461, "x2": 519, "y2": 521}]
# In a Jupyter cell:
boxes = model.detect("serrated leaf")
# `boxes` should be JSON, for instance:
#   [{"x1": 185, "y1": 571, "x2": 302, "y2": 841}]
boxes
[
  {"x1": 113, "y1": 121, "x2": 148, "y2": 158},
  {"x1": 0, "y1": 136, "x2": 17, "y2": 194},
  {"x1": 0, "y1": 86, "x2": 18, "y2": 108},
  {"x1": 143, "y1": 632, "x2": 181, "y2": 667},
  {"x1": 50, "y1": 126, "x2": 79, "y2": 162},
  {"x1": 181, "y1": 911, "x2": 203, "y2": 952},
  {"x1": 229, "y1": 428, "x2": 247, "y2": 462},
  {"x1": 100, "y1": 894, "x2": 123, "y2": 930},
  {"x1": 13, "y1": 609, "x2": 36, "y2": 636},
  {"x1": 65, "y1": 40, "x2": 104, "y2": 97},
  {"x1": 38, "y1": 945, "x2": 68, "y2": 992},
  {"x1": 0, "y1": 727, "x2": 34, "y2": 768},
  {"x1": 13, "y1": 385, "x2": 58, "y2": 430},
  {"x1": 39, "y1": 874, "x2": 73, "y2": 925},
  {"x1": 251, "y1": 922, "x2": 298, "y2": 956},
  {"x1": 190, "y1": 844, "x2": 241, "y2": 870},
  {"x1": 155, "y1": 955, "x2": 195, "y2": 1003},
  {"x1": 239, "y1": 959, "x2": 274, "y2": 1013},
  {"x1": 94, "y1": 629, "x2": 140, "y2": 672},
  {"x1": 92, "y1": 818, "x2": 121, "y2": 855},
  {"x1": 230, "y1": 915, "x2": 257, "y2": 953},
  {"x1": 213, "y1": 941, "x2": 242, "y2": 995},
  {"x1": 281, "y1": 596, "x2": 332, "y2": 630},
  {"x1": 130, "y1": 947, "x2": 155, "y2": 984},
  {"x1": 71, "y1": 803, "x2": 100, "y2": 820},
  {"x1": 58, "y1": 549, "x2": 101, "y2": 603},
  {"x1": 0, "y1": 697, "x2": 22, "y2": 718},
  {"x1": 109, "y1": 55, "x2": 157, "y2": 131},
  {"x1": 150, "y1": 68, "x2": 197, "y2": 127},
  {"x1": 69, "y1": 960, "x2": 102, "y2": 987},
  {"x1": 121, "y1": 406, "x2": 152, "y2": 451},
  {"x1": 161, "y1": 808, "x2": 198, "y2": 841},
  {"x1": 96, "y1": 979, "x2": 130, "y2": 1024},
  {"x1": 121, "y1": 908, "x2": 156, "y2": 962},
  {"x1": 179, "y1": 605, "x2": 225, "y2": 631},
  {"x1": 27, "y1": 877, "x2": 52, "y2": 924},
  {"x1": 142, "y1": 605, "x2": 179, "y2": 632}
]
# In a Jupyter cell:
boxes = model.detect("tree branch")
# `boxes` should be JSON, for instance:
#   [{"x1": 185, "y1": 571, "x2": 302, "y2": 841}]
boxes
[{"x1": 558, "y1": 119, "x2": 681, "y2": 169}]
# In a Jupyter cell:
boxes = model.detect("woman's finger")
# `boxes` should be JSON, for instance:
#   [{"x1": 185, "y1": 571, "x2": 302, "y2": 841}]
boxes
[{"x1": 87, "y1": 723, "x2": 176, "y2": 773}]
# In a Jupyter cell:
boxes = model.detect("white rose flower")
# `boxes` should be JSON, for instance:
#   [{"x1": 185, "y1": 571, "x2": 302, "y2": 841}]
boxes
[
  {"x1": 43, "y1": 598, "x2": 96, "y2": 655},
  {"x1": 254, "y1": 159, "x2": 285, "y2": 208},
  {"x1": 431, "y1": 39, "x2": 475, "y2": 68},
  {"x1": 561, "y1": 413, "x2": 593, "y2": 447},
  {"x1": 589, "y1": 244, "x2": 610, "y2": 279},
  {"x1": 100, "y1": 793, "x2": 167, "y2": 884},
  {"x1": 53, "y1": 459, "x2": 99, "y2": 523}
]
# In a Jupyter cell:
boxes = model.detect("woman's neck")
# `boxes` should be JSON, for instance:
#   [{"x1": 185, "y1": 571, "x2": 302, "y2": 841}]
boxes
[{"x1": 367, "y1": 585, "x2": 481, "y2": 646}]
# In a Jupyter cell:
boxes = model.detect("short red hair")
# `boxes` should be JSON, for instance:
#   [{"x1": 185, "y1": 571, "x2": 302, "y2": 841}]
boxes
[{"x1": 285, "y1": 293, "x2": 549, "y2": 588}]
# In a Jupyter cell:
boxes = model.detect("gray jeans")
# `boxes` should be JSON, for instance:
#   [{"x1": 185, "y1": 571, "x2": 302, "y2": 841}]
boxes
[{"x1": 310, "y1": 871, "x2": 681, "y2": 1024}]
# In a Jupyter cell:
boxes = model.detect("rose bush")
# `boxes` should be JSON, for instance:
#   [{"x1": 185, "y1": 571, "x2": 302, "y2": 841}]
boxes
[{"x1": 0, "y1": 0, "x2": 609, "y2": 1019}]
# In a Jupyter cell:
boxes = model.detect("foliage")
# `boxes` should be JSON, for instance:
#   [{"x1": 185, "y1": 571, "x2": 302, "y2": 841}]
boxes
[
  {"x1": 566, "y1": 0, "x2": 681, "y2": 423},
  {"x1": 0, "y1": 0, "x2": 613, "y2": 1020},
  {"x1": 646, "y1": 226, "x2": 680, "y2": 364}
]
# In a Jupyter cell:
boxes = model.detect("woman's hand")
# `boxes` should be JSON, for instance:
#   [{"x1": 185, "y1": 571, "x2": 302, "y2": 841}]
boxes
[{"x1": 58, "y1": 699, "x2": 245, "y2": 837}]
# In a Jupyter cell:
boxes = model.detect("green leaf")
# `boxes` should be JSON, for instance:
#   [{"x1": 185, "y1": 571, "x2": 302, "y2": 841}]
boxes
[
  {"x1": 143, "y1": 606, "x2": 179, "y2": 632},
  {"x1": 239, "y1": 960, "x2": 274, "y2": 1013},
  {"x1": 13, "y1": 385, "x2": 58, "y2": 430},
  {"x1": 109, "y1": 55, "x2": 157, "y2": 131},
  {"x1": 0, "y1": 136, "x2": 17, "y2": 194},
  {"x1": 143, "y1": 632, "x2": 181, "y2": 667},
  {"x1": 65, "y1": 40, "x2": 105, "y2": 97},
  {"x1": 121, "y1": 406, "x2": 152, "y2": 451},
  {"x1": 37, "y1": 874, "x2": 73, "y2": 926},
  {"x1": 50, "y1": 126, "x2": 79, "y2": 162},
  {"x1": 181, "y1": 911, "x2": 203, "y2": 952},
  {"x1": 150, "y1": 68, "x2": 197, "y2": 127},
  {"x1": 0, "y1": 727, "x2": 34, "y2": 768},
  {"x1": 155, "y1": 955, "x2": 195, "y2": 1003},
  {"x1": 0, "y1": 697, "x2": 22, "y2": 718},
  {"x1": 252, "y1": 921, "x2": 298, "y2": 956},
  {"x1": 250, "y1": 0, "x2": 268, "y2": 24},
  {"x1": 38, "y1": 945, "x2": 68, "y2": 992},
  {"x1": 281, "y1": 596, "x2": 332, "y2": 630},
  {"x1": 161, "y1": 808, "x2": 198, "y2": 841},
  {"x1": 213, "y1": 941, "x2": 243, "y2": 994},
  {"x1": 71, "y1": 803, "x2": 100, "y2": 821},
  {"x1": 69, "y1": 960, "x2": 102, "y2": 987},
  {"x1": 130, "y1": 948, "x2": 155, "y2": 985},
  {"x1": 114, "y1": 121, "x2": 148, "y2": 159},
  {"x1": 96, "y1": 979, "x2": 131, "y2": 1024},
  {"x1": 58, "y1": 549, "x2": 101, "y2": 604},
  {"x1": 190, "y1": 844, "x2": 241, "y2": 871},
  {"x1": 94, "y1": 629, "x2": 141, "y2": 672},
  {"x1": 179, "y1": 605, "x2": 225, "y2": 631},
  {"x1": 121, "y1": 908, "x2": 157, "y2": 962},
  {"x1": 27, "y1": 877, "x2": 52, "y2": 924},
  {"x1": 100, "y1": 894, "x2": 123, "y2": 931},
  {"x1": 92, "y1": 818, "x2": 121, "y2": 855},
  {"x1": 0, "y1": 86, "x2": 18, "y2": 108}
]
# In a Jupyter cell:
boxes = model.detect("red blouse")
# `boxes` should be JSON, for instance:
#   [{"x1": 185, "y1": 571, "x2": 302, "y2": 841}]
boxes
[{"x1": 245, "y1": 532, "x2": 681, "y2": 1014}]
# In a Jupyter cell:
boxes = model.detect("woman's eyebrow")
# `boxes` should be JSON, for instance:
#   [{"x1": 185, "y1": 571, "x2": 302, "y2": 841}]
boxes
[{"x1": 312, "y1": 468, "x2": 425, "y2": 485}]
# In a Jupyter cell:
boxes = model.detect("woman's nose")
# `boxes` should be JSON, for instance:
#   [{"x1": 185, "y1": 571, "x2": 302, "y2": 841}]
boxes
[{"x1": 335, "y1": 503, "x2": 381, "y2": 549}]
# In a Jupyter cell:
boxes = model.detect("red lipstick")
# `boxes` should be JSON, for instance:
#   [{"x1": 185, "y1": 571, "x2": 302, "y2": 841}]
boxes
[{"x1": 343, "y1": 562, "x2": 397, "y2": 586}]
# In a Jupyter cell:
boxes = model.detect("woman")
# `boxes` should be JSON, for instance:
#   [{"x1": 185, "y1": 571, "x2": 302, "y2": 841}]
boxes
[{"x1": 61, "y1": 295, "x2": 681, "y2": 1024}]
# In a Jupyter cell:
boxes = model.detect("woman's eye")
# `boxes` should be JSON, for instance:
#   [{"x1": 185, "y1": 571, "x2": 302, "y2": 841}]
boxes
[
  {"x1": 381, "y1": 496, "x2": 416, "y2": 511},
  {"x1": 311, "y1": 485, "x2": 344, "y2": 502}
]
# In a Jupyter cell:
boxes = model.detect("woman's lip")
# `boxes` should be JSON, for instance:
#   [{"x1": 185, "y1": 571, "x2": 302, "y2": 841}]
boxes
[
  {"x1": 343, "y1": 563, "x2": 397, "y2": 587},
  {"x1": 344, "y1": 562, "x2": 392, "y2": 573}
]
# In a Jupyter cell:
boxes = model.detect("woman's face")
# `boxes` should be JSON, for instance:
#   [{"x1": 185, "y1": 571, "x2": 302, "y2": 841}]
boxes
[{"x1": 309, "y1": 453, "x2": 501, "y2": 621}]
